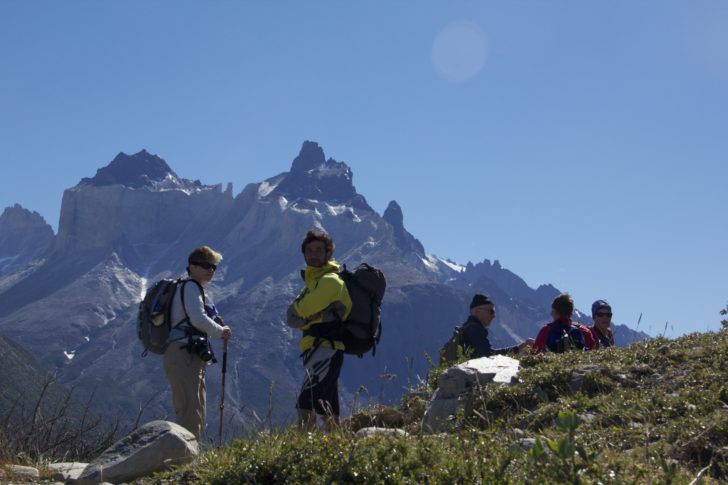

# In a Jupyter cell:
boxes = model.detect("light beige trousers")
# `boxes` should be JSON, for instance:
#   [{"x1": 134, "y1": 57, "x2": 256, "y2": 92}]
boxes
[{"x1": 163, "y1": 343, "x2": 206, "y2": 439}]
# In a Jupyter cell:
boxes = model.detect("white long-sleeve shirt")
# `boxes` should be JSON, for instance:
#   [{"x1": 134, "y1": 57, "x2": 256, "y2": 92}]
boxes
[{"x1": 168, "y1": 279, "x2": 226, "y2": 342}]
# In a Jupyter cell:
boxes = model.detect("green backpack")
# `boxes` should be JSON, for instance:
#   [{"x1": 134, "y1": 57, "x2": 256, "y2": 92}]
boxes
[{"x1": 439, "y1": 325, "x2": 464, "y2": 366}]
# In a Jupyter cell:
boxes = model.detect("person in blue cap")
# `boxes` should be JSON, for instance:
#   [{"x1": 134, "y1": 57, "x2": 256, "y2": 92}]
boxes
[{"x1": 590, "y1": 299, "x2": 615, "y2": 348}]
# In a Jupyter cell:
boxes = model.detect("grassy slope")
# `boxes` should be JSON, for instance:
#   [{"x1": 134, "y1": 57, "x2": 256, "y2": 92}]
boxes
[{"x1": 148, "y1": 329, "x2": 728, "y2": 484}]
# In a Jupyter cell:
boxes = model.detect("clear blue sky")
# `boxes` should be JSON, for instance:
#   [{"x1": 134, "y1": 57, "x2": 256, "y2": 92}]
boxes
[{"x1": 1, "y1": 1, "x2": 726, "y2": 336}]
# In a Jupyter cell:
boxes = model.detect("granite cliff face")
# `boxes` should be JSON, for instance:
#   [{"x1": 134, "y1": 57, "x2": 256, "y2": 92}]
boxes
[
  {"x1": 56, "y1": 150, "x2": 232, "y2": 257},
  {"x1": 0, "y1": 142, "x2": 648, "y2": 434}
]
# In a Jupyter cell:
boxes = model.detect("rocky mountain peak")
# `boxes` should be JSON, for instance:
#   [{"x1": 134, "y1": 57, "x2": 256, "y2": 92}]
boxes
[
  {"x1": 270, "y1": 141, "x2": 361, "y2": 205},
  {"x1": 290, "y1": 141, "x2": 327, "y2": 174},
  {"x1": 0, "y1": 204, "x2": 54, "y2": 262},
  {"x1": 0, "y1": 204, "x2": 53, "y2": 239},
  {"x1": 78, "y1": 150, "x2": 197, "y2": 190},
  {"x1": 1, "y1": 204, "x2": 49, "y2": 227}
]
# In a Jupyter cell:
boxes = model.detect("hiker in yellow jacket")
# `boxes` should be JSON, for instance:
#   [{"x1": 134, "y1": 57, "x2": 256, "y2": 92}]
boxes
[{"x1": 286, "y1": 230, "x2": 352, "y2": 430}]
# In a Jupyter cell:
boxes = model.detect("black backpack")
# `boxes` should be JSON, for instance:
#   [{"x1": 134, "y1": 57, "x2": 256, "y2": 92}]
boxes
[
  {"x1": 300, "y1": 263, "x2": 386, "y2": 358},
  {"x1": 439, "y1": 325, "x2": 464, "y2": 366},
  {"x1": 549, "y1": 325, "x2": 585, "y2": 353},
  {"x1": 338, "y1": 263, "x2": 386, "y2": 357},
  {"x1": 138, "y1": 278, "x2": 194, "y2": 355}
]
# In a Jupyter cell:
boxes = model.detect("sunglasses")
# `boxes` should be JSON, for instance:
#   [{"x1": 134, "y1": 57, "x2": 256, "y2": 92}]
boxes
[
  {"x1": 595, "y1": 312, "x2": 612, "y2": 318},
  {"x1": 192, "y1": 261, "x2": 217, "y2": 271},
  {"x1": 476, "y1": 307, "x2": 495, "y2": 315}
]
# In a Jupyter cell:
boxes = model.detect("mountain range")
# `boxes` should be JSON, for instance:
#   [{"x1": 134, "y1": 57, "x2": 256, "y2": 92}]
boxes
[{"x1": 0, "y1": 141, "x2": 647, "y2": 436}]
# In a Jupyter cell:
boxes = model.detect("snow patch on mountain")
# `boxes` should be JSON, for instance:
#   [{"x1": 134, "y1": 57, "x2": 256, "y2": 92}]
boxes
[
  {"x1": 436, "y1": 257, "x2": 466, "y2": 273},
  {"x1": 289, "y1": 203, "x2": 312, "y2": 215},
  {"x1": 420, "y1": 256, "x2": 439, "y2": 271},
  {"x1": 325, "y1": 203, "x2": 362, "y2": 222},
  {"x1": 259, "y1": 180, "x2": 279, "y2": 197},
  {"x1": 326, "y1": 204, "x2": 348, "y2": 216},
  {"x1": 315, "y1": 163, "x2": 349, "y2": 178}
]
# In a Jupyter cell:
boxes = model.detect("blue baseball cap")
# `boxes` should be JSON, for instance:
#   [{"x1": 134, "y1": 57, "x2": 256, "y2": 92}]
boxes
[{"x1": 591, "y1": 300, "x2": 611, "y2": 317}]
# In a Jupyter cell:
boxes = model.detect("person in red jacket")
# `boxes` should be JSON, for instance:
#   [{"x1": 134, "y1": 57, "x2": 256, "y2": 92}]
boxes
[{"x1": 534, "y1": 293, "x2": 594, "y2": 353}]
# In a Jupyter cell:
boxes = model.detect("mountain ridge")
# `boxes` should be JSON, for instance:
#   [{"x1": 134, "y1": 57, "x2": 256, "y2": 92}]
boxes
[{"x1": 0, "y1": 141, "x2": 648, "y2": 432}]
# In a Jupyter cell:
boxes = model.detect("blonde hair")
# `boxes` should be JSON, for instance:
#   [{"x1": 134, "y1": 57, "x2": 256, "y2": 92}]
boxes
[{"x1": 187, "y1": 245, "x2": 223, "y2": 265}]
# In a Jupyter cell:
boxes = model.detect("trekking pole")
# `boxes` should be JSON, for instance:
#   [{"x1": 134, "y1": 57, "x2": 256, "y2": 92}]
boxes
[{"x1": 218, "y1": 336, "x2": 228, "y2": 447}]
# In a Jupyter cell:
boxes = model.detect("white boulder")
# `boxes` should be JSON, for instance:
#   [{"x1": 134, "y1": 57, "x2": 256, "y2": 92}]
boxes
[
  {"x1": 422, "y1": 355, "x2": 520, "y2": 433},
  {"x1": 75, "y1": 420, "x2": 198, "y2": 485}
]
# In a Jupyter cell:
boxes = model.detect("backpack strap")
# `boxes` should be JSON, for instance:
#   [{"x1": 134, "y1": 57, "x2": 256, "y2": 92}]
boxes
[
  {"x1": 170, "y1": 279, "x2": 210, "y2": 352},
  {"x1": 302, "y1": 321, "x2": 340, "y2": 363},
  {"x1": 176, "y1": 279, "x2": 206, "y2": 328}
]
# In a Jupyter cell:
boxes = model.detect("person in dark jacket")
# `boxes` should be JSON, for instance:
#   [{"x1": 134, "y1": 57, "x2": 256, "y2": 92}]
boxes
[
  {"x1": 590, "y1": 299, "x2": 615, "y2": 348},
  {"x1": 459, "y1": 294, "x2": 534, "y2": 358},
  {"x1": 534, "y1": 292, "x2": 593, "y2": 353}
]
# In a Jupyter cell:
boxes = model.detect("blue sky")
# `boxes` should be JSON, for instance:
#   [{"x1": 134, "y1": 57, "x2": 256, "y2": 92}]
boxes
[{"x1": 1, "y1": 1, "x2": 726, "y2": 336}]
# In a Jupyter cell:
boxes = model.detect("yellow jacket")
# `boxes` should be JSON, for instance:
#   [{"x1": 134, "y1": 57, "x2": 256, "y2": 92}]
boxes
[{"x1": 287, "y1": 259, "x2": 352, "y2": 352}]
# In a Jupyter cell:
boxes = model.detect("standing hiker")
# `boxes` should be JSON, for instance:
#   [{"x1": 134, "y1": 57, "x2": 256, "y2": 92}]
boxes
[
  {"x1": 286, "y1": 230, "x2": 352, "y2": 430},
  {"x1": 441, "y1": 294, "x2": 534, "y2": 364},
  {"x1": 163, "y1": 246, "x2": 232, "y2": 439},
  {"x1": 533, "y1": 293, "x2": 593, "y2": 353},
  {"x1": 590, "y1": 299, "x2": 615, "y2": 348}
]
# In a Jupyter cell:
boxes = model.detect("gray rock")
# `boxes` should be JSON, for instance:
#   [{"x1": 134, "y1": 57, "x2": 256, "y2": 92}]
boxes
[
  {"x1": 422, "y1": 355, "x2": 520, "y2": 433},
  {"x1": 3, "y1": 465, "x2": 40, "y2": 480},
  {"x1": 421, "y1": 396, "x2": 462, "y2": 433},
  {"x1": 570, "y1": 365, "x2": 602, "y2": 393},
  {"x1": 355, "y1": 427, "x2": 408, "y2": 438},
  {"x1": 509, "y1": 438, "x2": 537, "y2": 453},
  {"x1": 48, "y1": 462, "x2": 88, "y2": 481},
  {"x1": 534, "y1": 385, "x2": 550, "y2": 402},
  {"x1": 569, "y1": 373, "x2": 585, "y2": 393},
  {"x1": 579, "y1": 413, "x2": 597, "y2": 423},
  {"x1": 576, "y1": 365, "x2": 600, "y2": 373},
  {"x1": 75, "y1": 420, "x2": 198, "y2": 485}
]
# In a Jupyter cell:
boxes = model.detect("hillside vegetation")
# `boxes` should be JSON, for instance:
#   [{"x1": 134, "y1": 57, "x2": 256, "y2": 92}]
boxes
[
  {"x1": 137, "y1": 326, "x2": 728, "y2": 484},
  {"x1": 0, "y1": 331, "x2": 117, "y2": 464}
]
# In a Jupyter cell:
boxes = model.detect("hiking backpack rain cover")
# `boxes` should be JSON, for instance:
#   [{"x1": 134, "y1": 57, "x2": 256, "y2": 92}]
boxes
[
  {"x1": 439, "y1": 326, "x2": 464, "y2": 366},
  {"x1": 138, "y1": 278, "x2": 184, "y2": 355},
  {"x1": 339, "y1": 263, "x2": 386, "y2": 356}
]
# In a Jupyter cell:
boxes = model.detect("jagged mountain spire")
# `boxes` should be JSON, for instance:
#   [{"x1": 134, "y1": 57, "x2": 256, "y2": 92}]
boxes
[
  {"x1": 269, "y1": 141, "x2": 368, "y2": 208},
  {"x1": 383, "y1": 200, "x2": 425, "y2": 255},
  {"x1": 290, "y1": 141, "x2": 326, "y2": 173}
]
